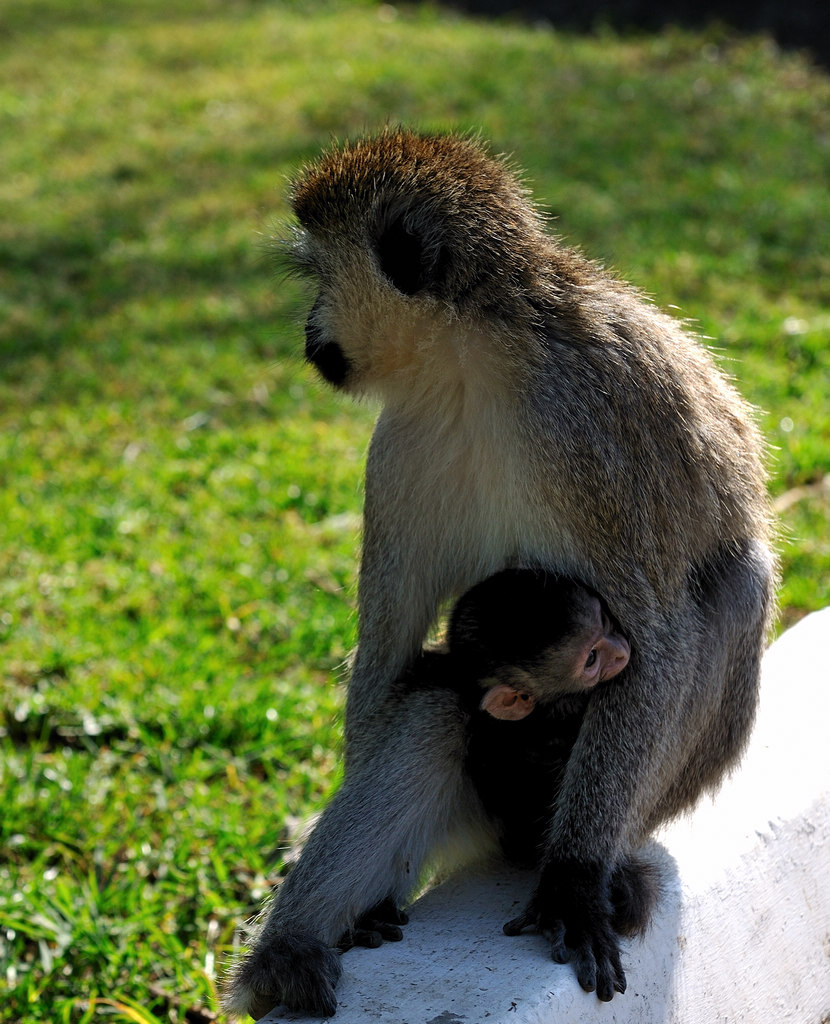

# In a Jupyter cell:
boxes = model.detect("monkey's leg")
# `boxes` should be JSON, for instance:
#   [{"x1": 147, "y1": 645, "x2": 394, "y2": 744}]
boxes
[
  {"x1": 223, "y1": 689, "x2": 491, "y2": 1020},
  {"x1": 676, "y1": 538, "x2": 777, "y2": 798}
]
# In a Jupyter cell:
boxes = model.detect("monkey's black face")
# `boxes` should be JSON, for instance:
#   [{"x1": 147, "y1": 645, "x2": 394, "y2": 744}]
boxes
[{"x1": 305, "y1": 302, "x2": 351, "y2": 388}]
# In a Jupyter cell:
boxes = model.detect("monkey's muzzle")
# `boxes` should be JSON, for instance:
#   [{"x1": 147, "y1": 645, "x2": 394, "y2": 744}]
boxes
[{"x1": 305, "y1": 311, "x2": 351, "y2": 388}]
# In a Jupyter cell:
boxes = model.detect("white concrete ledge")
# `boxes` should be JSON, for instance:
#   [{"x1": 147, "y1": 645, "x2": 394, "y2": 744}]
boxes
[{"x1": 260, "y1": 608, "x2": 830, "y2": 1024}]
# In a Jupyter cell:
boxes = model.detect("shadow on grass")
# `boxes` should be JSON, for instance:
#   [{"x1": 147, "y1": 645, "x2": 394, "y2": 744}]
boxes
[{"x1": 445, "y1": 0, "x2": 830, "y2": 68}]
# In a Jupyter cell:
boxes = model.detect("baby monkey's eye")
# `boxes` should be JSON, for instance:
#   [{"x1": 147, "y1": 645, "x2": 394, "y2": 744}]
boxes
[{"x1": 585, "y1": 650, "x2": 597, "y2": 668}]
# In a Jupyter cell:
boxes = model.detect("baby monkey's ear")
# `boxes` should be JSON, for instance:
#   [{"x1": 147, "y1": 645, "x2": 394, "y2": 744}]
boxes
[{"x1": 480, "y1": 683, "x2": 536, "y2": 721}]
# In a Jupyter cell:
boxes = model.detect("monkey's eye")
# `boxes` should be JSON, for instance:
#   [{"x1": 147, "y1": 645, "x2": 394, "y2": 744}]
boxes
[
  {"x1": 376, "y1": 216, "x2": 426, "y2": 296},
  {"x1": 585, "y1": 649, "x2": 597, "y2": 668}
]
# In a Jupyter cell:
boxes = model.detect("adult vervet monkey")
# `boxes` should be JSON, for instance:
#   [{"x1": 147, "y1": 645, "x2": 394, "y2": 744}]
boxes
[{"x1": 223, "y1": 129, "x2": 776, "y2": 1018}]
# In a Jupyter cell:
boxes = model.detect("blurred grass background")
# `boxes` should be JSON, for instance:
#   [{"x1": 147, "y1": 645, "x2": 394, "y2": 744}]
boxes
[{"x1": 1, "y1": 1, "x2": 828, "y2": 1020}]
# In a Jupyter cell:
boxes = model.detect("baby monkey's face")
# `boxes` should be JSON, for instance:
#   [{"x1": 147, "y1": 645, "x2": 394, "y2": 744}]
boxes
[
  {"x1": 458, "y1": 577, "x2": 630, "y2": 721},
  {"x1": 478, "y1": 616, "x2": 631, "y2": 721}
]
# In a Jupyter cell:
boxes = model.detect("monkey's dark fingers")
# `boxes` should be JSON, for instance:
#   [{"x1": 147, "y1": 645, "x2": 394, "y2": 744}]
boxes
[
  {"x1": 337, "y1": 920, "x2": 405, "y2": 950},
  {"x1": 545, "y1": 920, "x2": 570, "y2": 964},
  {"x1": 337, "y1": 898, "x2": 409, "y2": 950},
  {"x1": 337, "y1": 927, "x2": 382, "y2": 952},
  {"x1": 249, "y1": 977, "x2": 337, "y2": 1022},
  {"x1": 368, "y1": 919, "x2": 405, "y2": 941},
  {"x1": 571, "y1": 943, "x2": 598, "y2": 994},
  {"x1": 588, "y1": 944, "x2": 626, "y2": 1002},
  {"x1": 366, "y1": 896, "x2": 409, "y2": 928},
  {"x1": 568, "y1": 934, "x2": 626, "y2": 1001}
]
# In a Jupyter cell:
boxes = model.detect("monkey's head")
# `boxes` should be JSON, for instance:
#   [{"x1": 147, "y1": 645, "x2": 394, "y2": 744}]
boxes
[
  {"x1": 286, "y1": 129, "x2": 562, "y2": 397},
  {"x1": 449, "y1": 570, "x2": 631, "y2": 721}
]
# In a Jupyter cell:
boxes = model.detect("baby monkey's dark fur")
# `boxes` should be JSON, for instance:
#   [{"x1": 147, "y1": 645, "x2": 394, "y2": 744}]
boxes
[
  {"x1": 223, "y1": 129, "x2": 777, "y2": 1018},
  {"x1": 431, "y1": 569, "x2": 630, "y2": 868}
]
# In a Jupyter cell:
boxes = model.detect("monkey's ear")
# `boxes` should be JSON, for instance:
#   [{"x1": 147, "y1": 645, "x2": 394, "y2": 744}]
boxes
[
  {"x1": 480, "y1": 684, "x2": 536, "y2": 721},
  {"x1": 375, "y1": 215, "x2": 427, "y2": 296}
]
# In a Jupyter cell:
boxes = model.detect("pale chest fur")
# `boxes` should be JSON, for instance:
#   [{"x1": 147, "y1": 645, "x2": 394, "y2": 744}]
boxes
[{"x1": 366, "y1": 388, "x2": 576, "y2": 605}]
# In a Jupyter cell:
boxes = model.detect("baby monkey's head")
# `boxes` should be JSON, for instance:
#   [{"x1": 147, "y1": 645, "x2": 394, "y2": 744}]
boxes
[{"x1": 449, "y1": 569, "x2": 630, "y2": 721}]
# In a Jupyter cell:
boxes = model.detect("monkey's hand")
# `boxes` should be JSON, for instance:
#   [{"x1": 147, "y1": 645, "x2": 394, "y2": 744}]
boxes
[
  {"x1": 223, "y1": 932, "x2": 342, "y2": 1020},
  {"x1": 504, "y1": 859, "x2": 626, "y2": 1002},
  {"x1": 337, "y1": 896, "x2": 409, "y2": 952}
]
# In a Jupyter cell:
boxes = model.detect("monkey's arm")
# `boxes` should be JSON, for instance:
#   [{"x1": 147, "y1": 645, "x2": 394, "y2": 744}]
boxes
[{"x1": 222, "y1": 688, "x2": 493, "y2": 1019}]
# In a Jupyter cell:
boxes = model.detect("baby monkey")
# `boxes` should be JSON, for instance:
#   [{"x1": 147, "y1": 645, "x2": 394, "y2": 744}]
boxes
[
  {"x1": 407, "y1": 569, "x2": 653, "y2": 944},
  {"x1": 416, "y1": 569, "x2": 632, "y2": 870}
]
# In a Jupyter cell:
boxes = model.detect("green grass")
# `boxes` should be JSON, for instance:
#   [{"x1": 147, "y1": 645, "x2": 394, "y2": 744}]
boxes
[{"x1": 1, "y1": 2, "x2": 828, "y2": 1020}]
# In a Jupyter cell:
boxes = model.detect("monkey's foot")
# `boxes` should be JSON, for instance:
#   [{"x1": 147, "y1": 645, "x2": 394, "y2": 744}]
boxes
[
  {"x1": 504, "y1": 858, "x2": 626, "y2": 1002},
  {"x1": 337, "y1": 896, "x2": 409, "y2": 951},
  {"x1": 223, "y1": 932, "x2": 342, "y2": 1019}
]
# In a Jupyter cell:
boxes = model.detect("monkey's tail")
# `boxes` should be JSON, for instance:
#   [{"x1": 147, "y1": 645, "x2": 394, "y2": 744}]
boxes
[{"x1": 609, "y1": 849, "x2": 663, "y2": 936}]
